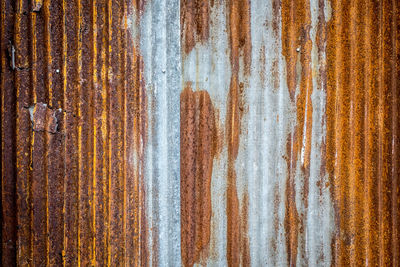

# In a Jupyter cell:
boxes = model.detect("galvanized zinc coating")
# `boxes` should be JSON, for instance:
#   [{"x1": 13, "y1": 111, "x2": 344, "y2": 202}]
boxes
[{"x1": 1, "y1": 0, "x2": 400, "y2": 266}]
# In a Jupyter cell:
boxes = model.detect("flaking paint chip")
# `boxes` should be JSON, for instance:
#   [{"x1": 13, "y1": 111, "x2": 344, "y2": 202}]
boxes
[
  {"x1": 29, "y1": 103, "x2": 59, "y2": 133},
  {"x1": 32, "y1": 0, "x2": 43, "y2": 12}
]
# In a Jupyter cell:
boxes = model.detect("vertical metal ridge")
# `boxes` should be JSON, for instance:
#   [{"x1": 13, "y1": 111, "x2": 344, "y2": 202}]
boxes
[
  {"x1": 46, "y1": 0, "x2": 65, "y2": 265},
  {"x1": 64, "y1": 0, "x2": 80, "y2": 264},
  {"x1": 105, "y1": 1, "x2": 111, "y2": 264},
  {"x1": 31, "y1": 0, "x2": 49, "y2": 264},
  {"x1": 91, "y1": 0, "x2": 97, "y2": 265},
  {"x1": 93, "y1": 0, "x2": 108, "y2": 265},
  {"x1": 109, "y1": 0, "x2": 123, "y2": 264},
  {"x1": 165, "y1": 0, "x2": 181, "y2": 264},
  {"x1": 15, "y1": 0, "x2": 33, "y2": 266},
  {"x1": 122, "y1": 0, "x2": 128, "y2": 264},
  {"x1": 391, "y1": 1, "x2": 400, "y2": 265},
  {"x1": 362, "y1": 0, "x2": 375, "y2": 264},
  {"x1": 378, "y1": 0, "x2": 396, "y2": 264},
  {"x1": 61, "y1": 1, "x2": 67, "y2": 265},
  {"x1": 348, "y1": 0, "x2": 365, "y2": 265},
  {"x1": 78, "y1": 0, "x2": 95, "y2": 264}
]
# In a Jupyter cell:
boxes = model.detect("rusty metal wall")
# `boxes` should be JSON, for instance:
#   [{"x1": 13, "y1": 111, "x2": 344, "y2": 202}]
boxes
[{"x1": 1, "y1": 0, "x2": 399, "y2": 266}]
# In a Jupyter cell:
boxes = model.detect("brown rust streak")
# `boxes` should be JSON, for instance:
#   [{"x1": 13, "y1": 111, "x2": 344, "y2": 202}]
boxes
[
  {"x1": 47, "y1": 0, "x2": 65, "y2": 265},
  {"x1": 283, "y1": 135, "x2": 300, "y2": 267},
  {"x1": 109, "y1": 0, "x2": 126, "y2": 265},
  {"x1": 125, "y1": 2, "x2": 149, "y2": 265},
  {"x1": 93, "y1": 0, "x2": 108, "y2": 265},
  {"x1": 181, "y1": 0, "x2": 210, "y2": 55},
  {"x1": 78, "y1": 0, "x2": 95, "y2": 264},
  {"x1": 15, "y1": 0, "x2": 34, "y2": 266},
  {"x1": 180, "y1": 86, "x2": 216, "y2": 267},
  {"x1": 31, "y1": 0, "x2": 49, "y2": 264},
  {"x1": 64, "y1": 0, "x2": 80, "y2": 265},
  {"x1": 226, "y1": 0, "x2": 251, "y2": 266},
  {"x1": 281, "y1": 0, "x2": 313, "y2": 265}
]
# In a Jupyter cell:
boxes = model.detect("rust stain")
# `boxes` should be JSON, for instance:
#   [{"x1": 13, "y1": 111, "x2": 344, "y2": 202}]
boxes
[
  {"x1": 180, "y1": 85, "x2": 217, "y2": 267},
  {"x1": 281, "y1": 0, "x2": 313, "y2": 265},
  {"x1": 326, "y1": 0, "x2": 400, "y2": 266},
  {"x1": 227, "y1": 0, "x2": 252, "y2": 75},
  {"x1": 181, "y1": 0, "x2": 210, "y2": 55},
  {"x1": 283, "y1": 134, "x2": 300, "y2": 267},
  {"x1": 226, "y1": 0, "x2": 251, "y2": 266}
]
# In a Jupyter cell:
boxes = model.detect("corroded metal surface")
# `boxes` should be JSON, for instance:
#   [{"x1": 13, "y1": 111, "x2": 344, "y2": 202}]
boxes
[{"x1": 1, "y1": 0, "x2": 400, "y2": 266}]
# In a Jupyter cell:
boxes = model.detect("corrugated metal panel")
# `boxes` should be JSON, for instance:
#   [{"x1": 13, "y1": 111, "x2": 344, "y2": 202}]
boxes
[{"x1": 1, "y1": 0, "x2": 399, "y2": 266}]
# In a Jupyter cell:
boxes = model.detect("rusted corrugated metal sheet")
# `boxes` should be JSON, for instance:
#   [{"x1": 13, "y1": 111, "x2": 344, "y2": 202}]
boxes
[{"x1": 1, "y1": 0, "x2": 399, "y2": 266}]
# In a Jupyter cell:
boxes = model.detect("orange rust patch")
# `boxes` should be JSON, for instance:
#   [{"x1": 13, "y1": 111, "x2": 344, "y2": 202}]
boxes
[
  {"x1": 181, "y1": 0, "x2": 210, "y2": 55},
  {"x1": 180, "y1": 86, "x2": 218, "y2": 267},
  {"x1": 227, "y1": 0, "x2": 252, "y2": 75},
  {"x1": 325, "y1": 0, "x2": 400, "y2": 266},
  {"x1": 281, "y1": 0, "x2": 313, "y2": 265}
]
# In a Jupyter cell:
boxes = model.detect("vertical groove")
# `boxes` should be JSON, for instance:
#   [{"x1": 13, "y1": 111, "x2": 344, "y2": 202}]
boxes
[
  {"x1": 76, "y1": 0, "x2": 81, "y2": 264},
  {"x1": 109, "y1": 0, "x2": 124, "y2": 265},
  {"x1": 62, "y1": 0, "x2": 66, "y2": 265},
  {"x1": 348, "y1": 0, "x2": 365, "y2": 265},
  {"x1": 15, "y1": 0, "x2": 33, "y2": 265},
  {"x1": 378, "y1": 0, "x2": 384, "y2": 264},
  {"x1": 94, "y1": 0, "x2": 108, "y2": 265},
  {"x1": 91, "y1": 0, "x2": 97, "y2": 265},
  {"x1": 122, "y1": 1, "x2": 127, "y2": 265},
  {"x1": 106, "y1": 0, "x2": 111, "y2": 265},
  {"x1": 47, "y1": 0, "x2": 65, "y2": 265},
  {"x1": 64, "y1": 0, "x2": 80, "y2": 265}
]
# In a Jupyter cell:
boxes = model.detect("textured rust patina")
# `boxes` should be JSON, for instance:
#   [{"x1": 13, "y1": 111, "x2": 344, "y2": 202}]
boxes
[
  {"x1": 126, "y1": 3, "x2": 149, "y2": 266},
  {"x1": 281, "y1": 0, "x2": 313, "y2": 265},
  {"x1": 1, "y1": 0, "x2": 149, "y2": 265},
  {"x1": 2, "y1": 0, "x2": 400, "y2": 266},
  {"x1": 226, "y1": 0, "x2": 251, "y2": 266},
  {"x1": 180, "y1": 86, "x2": 217, "y2": 267},
  {"x1": 181, "y1": 0, "x2": 210, "y2": 55},
  {"x1": 325, "y1": 0, "x2": 400, "y2": 266}
]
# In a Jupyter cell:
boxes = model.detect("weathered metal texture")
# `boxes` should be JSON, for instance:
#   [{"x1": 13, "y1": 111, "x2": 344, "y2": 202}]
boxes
[
  {"x1": 180, "y1": 0, "x2": 399, "y2": 266},
  {"x1": 1, "y1": 0, "x2": 399, "y2": 267},
  {"x1": 0, "y1": 0, "x2": 181, "y2": 265}
]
